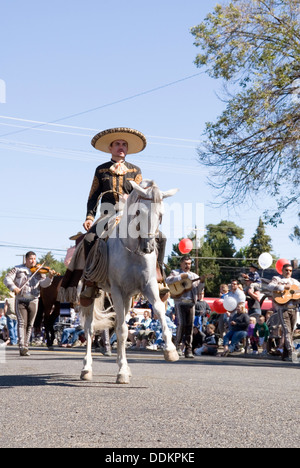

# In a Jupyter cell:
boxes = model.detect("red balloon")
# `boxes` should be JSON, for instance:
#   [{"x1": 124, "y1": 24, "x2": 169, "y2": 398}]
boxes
[
  {"x1": 213, "y1": 299, "x2": 226, "y2": 314},
  {"x1": 178, "y1": 238, "x2": 193, "y2": 254},
  {"x1": 275, "y1": 258, "x2": 289, "y2": 275}
]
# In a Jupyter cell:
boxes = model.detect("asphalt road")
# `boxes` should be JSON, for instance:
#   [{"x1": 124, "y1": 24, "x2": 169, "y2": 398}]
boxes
[{"x1": 0, "y1": 347, "x2": 299, "y2": 449}]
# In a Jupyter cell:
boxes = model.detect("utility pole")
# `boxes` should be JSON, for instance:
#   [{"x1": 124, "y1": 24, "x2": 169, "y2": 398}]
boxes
[
  {"x1": 16, "y1": 254, "x2": 26, "y2": 264},
  {"x1": 193, "y1": 225, "x2": 202, "y2": 274}
]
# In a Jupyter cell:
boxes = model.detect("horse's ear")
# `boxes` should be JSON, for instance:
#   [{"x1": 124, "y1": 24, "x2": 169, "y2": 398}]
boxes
[
  {"x1": 130, "y1": 181, "x2": 149, "y2": 197},
  {"x1": 162, "y1": 188, "x2": 179, "y2": 199}
]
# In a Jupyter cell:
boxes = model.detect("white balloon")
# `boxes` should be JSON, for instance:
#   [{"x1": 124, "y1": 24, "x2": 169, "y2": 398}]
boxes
[
  {"x1": 223, "y1": 296, "x2": 237, "y2": 312},
  {"x1": 258, "y1": 252, "x2": 273, "y2": 270}
]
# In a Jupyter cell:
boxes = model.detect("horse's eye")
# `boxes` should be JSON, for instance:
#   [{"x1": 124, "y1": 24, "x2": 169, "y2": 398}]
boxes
[{"x1": 136, "y1": 210, "x2": 140, "y2": 216}]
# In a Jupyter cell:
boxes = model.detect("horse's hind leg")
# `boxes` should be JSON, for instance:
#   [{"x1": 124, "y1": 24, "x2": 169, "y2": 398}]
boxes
[{"x1": 80, "y1": 303, "x2": 94, "y2": 381}]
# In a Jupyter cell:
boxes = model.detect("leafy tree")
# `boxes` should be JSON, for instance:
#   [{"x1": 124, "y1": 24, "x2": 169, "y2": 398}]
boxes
[
  {"x1": 191, "y1": 0, "x2": 300, "y2": 224},
  {"x1": 165, "y1": 241, "x2": 183, "y2": 276},
  {"x1": 247, "y1": 217, "x2": 273, "y2": 259},
  {"x1": 205, "y1": 220, "x2": 244, "y2": 258},
  {"x1": 38, "y1": 252, "x2": 66, "y2": 276},
  {"x1": 0, "y1": 270, "x2": 10, "y2": 300},
  {"x1": 166, "y1": 221, "x2": 244, "y2": 296}
]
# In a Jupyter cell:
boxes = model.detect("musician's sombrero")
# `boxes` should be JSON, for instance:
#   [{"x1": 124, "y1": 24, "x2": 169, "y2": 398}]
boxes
[{"x1": 91, "y1": 127, "x2": 147, "y2": 154}]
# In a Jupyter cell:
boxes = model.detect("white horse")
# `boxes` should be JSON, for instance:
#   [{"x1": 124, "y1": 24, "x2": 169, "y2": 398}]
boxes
[{"x1": 80, "y1": 180, "x2": 179, "y2": 384}]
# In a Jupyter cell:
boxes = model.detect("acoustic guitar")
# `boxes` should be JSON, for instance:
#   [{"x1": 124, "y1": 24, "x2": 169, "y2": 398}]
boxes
[
  {"x1": 169, "y1": 274, "x2": 213, "y2": 299},
  {"x1": 273, "y1": 286, "x2": 300, "y2": 305}
]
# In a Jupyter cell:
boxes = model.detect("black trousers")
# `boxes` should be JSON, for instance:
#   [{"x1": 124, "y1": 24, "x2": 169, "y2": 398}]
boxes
[
  {"x1": 15, "y1": 299, "x2": 39, "y2": 348},
  {"x1": 175, "y1": 302, "x2": 195, "y2": 353}
]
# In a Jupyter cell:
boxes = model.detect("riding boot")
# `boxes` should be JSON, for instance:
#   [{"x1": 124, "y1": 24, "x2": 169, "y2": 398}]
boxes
[
  {"x1": 80, "y1": 281, "x2": 101, "y2": 306},
  {"x1": 158, "y1": 281, "x2": 170, "y2": 299}
]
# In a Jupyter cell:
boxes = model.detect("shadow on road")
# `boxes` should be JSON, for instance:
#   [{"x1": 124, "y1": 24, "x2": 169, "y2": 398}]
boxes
[{"x1": 0, "y1": 373, "x2": 149, "y2": 390}]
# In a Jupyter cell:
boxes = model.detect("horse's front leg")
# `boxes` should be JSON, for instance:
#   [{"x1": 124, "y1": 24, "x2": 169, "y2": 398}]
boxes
[
  {"x1": 80, "y1": 304, "x2": 94, "y2": 381},
  {"x1": 145, "y1": 282, "x2": 179, "y2": 362},
  {"x1": 112, "y1": 291, "x2": 131, "y2": 384}
]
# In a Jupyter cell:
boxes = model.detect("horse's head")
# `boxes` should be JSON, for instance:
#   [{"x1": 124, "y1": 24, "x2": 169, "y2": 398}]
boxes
[{"x1": 127, "y1": 180, "x2": 179, "y2": 255}]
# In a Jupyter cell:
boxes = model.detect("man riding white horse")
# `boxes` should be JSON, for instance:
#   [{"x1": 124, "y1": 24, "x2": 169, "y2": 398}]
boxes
[{"x1": 59, "y1": 127, "x2": 168, "y2": 305}]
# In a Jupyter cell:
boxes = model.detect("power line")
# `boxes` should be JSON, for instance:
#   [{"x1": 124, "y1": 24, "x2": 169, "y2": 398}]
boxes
[
  {"x1": 0, "y1": 139, "x2": 207, "y2": 176},
  {"x1": 0, "y1": 72, "x2": 204, "y2": 138},
  {"x1": 0, "y1": 123, "x2": 198, "y2": 148},
  {"x1": 0, "y1": 241, "x2": 67, "y2": 251},
  {"x1": 0, "y1": 115, "x2": 200, "y2": 143}
]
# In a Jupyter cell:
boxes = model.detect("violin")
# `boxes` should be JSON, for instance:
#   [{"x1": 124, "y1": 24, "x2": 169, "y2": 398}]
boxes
[{"x1": 30, "y1": 264, "x2": 60, "y2": 276}]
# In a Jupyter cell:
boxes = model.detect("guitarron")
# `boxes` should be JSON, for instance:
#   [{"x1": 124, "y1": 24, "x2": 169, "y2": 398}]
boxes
[{"x1": 273, "y1": 286, "x2": 300, "y2": 305}]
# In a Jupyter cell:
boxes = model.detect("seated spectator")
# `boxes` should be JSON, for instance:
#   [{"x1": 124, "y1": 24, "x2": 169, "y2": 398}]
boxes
[
  {"x1": 138, "y1": 309, "x2": 152, "y2": 329},
  {"x1": 60, "y1": 313, "x2": 85, "y2": 348},
  {"x1": 127, "y1": 310, "x2": 140, "y2": 344},
  {"x1": 222, "y1": 303, "x2": 250, "y2": 356},
  {"x1": 252, "y1": 315, "x2": 269, "y2": 355},
  {"x1": 128, "y1": 310, "x2": 152, "y2": 348},
  {"x1": 133, "y1": 313, "x2": 177, "y2": 351},
  {"x1": 192, "y1": 325, "x2": 205, "y2": 352},
  {"x1": 194, "y1": 324, "x2": 218, "y2": 356},
  {"x1": 135, "y1": 297, "x2": 152, "y2": 310},
  {"x1": 134, "y1": 313, "x2": 161, "y2": 350},
  {"x1": 147, "y1": 315, "x2": 177, "y2": 350}
]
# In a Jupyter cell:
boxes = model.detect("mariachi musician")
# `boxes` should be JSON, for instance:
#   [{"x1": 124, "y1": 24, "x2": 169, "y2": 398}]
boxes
[
  {"x1": 4, "y1": 251, "x2": 54, "y2": 356},
  {"x1": 166, "y1": 255, "x2": 205, "y2": 359},
  {"x1": 267, "y1": 262, "x2": 300, "y2": 360}
]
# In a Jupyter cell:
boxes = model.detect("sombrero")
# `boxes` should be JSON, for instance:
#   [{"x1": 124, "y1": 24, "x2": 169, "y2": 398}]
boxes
[
  {"x1": 69, "y1": 232, "x2": 84, "y2": 241},
  {"x1": 91, "y1": 127, "x2": 147, "y2": 154}
]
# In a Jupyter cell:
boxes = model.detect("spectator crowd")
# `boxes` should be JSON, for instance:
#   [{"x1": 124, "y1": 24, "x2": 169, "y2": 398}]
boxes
[{"x1": 1, "y1": 263, "x2": 300, "y2": 362}]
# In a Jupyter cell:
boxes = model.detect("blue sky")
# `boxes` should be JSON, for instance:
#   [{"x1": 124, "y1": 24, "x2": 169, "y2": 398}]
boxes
[{"x1": 0, "y1": 0, "x2": 298, "y2": 270}]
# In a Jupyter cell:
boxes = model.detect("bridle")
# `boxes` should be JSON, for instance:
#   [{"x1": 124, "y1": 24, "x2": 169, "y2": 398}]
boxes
[{"x1": 119, "y1": 194, "x2": 162, "y2": 256}]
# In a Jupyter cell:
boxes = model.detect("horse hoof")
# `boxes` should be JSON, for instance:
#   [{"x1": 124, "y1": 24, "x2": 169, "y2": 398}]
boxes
[
  {"x1": 80, "y1": 370, "x2": 93, "y2": 381},
  {"x1": 164, "y1": 349, "x2": 180, "y2": 362},
  {"x1": 116, "y1": 373, "x2": 130, "y2": 385}
]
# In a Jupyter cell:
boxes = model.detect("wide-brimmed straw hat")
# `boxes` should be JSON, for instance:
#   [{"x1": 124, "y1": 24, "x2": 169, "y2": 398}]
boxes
[
  {"x1": 91, "y1": 127, "x2": 147, "y2": 154},
  {"x1": 69, "y1": 232, "x2": 84, "y2": 241}
]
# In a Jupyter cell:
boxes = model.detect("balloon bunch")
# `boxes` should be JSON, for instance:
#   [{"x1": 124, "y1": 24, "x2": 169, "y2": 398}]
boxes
[
  {"x1": 258, "y1": 252, "x2": 289, "y2": 274},
  {"x1": 213, "y1": 296, "x2": 237, "y2": 314}
]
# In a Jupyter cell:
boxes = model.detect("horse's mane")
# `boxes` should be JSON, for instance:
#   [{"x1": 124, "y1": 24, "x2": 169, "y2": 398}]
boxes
[{"x1": 128, "y1": 179, "x2": 161, "y2": 205}]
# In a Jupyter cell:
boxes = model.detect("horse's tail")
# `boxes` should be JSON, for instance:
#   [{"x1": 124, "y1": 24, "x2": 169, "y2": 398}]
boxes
[
  {"x1": 80, "y1": 295, "x2": 115, "y2": 333},
  {"x1": 93, "y1": 297, "x2": 115, "y2": 333}
]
